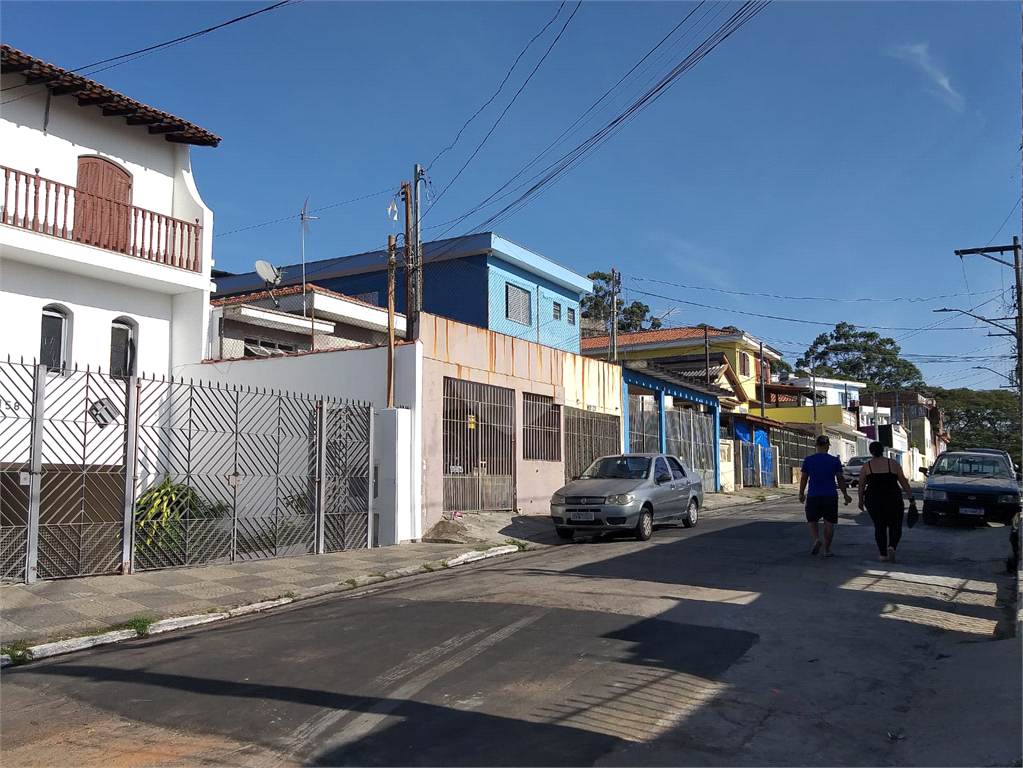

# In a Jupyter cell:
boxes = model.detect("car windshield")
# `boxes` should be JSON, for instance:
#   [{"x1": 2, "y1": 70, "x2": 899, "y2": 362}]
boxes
[
  {"x1": 847, "y1": 458, "x2": 866, "y2": 467},
  {"x1": 580, "y1": 456, "x2": 651, "y2": 480},
  {"x1": 931, "y1": 455, "x2": 1012, "y2": 479}
]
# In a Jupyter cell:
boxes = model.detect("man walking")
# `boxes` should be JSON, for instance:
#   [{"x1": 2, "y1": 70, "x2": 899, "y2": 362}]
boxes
[{"x1": 799, "y1": 434, "x2": 851, "y2": 556}]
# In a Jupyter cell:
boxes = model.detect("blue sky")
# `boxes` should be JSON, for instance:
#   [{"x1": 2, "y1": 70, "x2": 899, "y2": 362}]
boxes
[{"x1": 3, "y1": 1, "x2": 1020, "y2": 389}]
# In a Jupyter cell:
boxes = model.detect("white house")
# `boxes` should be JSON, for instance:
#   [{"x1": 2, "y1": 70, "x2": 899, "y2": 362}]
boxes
[
  {"x1": 0, "y1": 44, "x2": 220, "y2": 377},
  {"x1": 778, "y1": 374, "x2": 866, "y2": 408}
]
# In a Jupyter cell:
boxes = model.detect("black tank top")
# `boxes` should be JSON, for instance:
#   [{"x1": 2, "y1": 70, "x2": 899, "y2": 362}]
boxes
[{"x1": 863, "y1": 458, "x2": 902, "y2": 508}]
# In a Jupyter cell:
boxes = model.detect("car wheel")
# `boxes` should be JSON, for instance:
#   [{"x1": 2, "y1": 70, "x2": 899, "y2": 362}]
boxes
[
  {"x1": 922, "y1": 509, "x2": 939, "y2": 526},
  {"x1": 556, "y1": 528, "x2": 575, "y2": 541},
  {"x1": 635, "y1": 508, "x2": 653, "y2": 541},
  {"x1": 682, "y1": 498, "x2": 699, "y2": 528}
]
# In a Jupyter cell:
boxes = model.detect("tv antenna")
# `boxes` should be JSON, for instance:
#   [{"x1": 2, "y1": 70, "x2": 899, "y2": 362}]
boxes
[
  {"x1": 300, "y1": 197, "x2": 318, "y2": 316},
  {"x1": 254, "y1": 259, "x2": 283, "y2": 308}
]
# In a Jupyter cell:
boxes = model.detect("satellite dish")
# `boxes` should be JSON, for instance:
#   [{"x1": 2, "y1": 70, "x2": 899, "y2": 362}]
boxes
[{"x1": 254, "y1": 260, "x2": 282, "y2": 286}]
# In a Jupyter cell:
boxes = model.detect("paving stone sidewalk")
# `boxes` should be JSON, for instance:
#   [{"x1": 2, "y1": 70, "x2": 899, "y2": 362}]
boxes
[{"x1": 0, "y1": 486, "x2": 800, "y2": 647}]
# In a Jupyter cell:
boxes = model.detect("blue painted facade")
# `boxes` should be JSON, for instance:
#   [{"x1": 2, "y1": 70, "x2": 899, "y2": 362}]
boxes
[
  {"x1": 486, "y1": 258, "x2": 581, "y2": 352},
  {"x1": 214, "y1": 233, "x2": 590, "y2": 354}
]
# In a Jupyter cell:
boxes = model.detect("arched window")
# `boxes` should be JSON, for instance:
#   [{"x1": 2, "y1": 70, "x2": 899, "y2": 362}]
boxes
[
  {"x1": 40, "y1": 305, "x2": 71, "y2": 374},
  {"x1": 110, "y1": 317, "x2": 137, "y2": 378}
]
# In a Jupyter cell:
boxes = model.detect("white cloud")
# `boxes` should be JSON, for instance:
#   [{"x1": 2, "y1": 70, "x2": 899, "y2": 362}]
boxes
[{"x1": 893, "y1": 42, "x2": 964, "y2": 112}]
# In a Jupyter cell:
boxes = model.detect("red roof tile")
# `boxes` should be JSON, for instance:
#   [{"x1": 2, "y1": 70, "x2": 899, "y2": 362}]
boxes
[
  {"x1": 1, "y1": 45, "x2": 220, "y2": 147},
  {"x1": 580, "y1": 326, "x2": 732, "y2": 350}
]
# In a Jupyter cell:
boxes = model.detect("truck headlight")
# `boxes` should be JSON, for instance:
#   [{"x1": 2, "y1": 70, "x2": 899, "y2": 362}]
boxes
[
  {"x1": 606, "y1": 493, "x2": 635, "y2": 506},
  {"x1": 551, "y1": 493, "x2": 566, "y2": 505},
  {"x1": 923, "y1": 489, "x2": 947, "y2": 501},
  {"x1": 998, "y1": 494, "x2": 1020, "y2": 504}
]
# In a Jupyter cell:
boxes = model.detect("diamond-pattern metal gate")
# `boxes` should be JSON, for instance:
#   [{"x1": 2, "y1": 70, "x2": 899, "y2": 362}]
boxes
[
  {"x1": 0, "y1": 362, "x2": 35, "y2": 581},
  {"x1": 0, "y1": 360, "x2": 373, "y2": 582},
  {"x1": 322, "y1": 403, "x2": 372, "y2": 552},
  {"x1": 564, "y1": 407, "x2": 621, "y2": 483},
  {"x1": 442, "y1": 378, "x2": 515, "y2": 512}
]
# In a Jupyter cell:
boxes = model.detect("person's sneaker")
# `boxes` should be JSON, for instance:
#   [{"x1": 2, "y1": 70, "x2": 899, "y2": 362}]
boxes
[
  {"x1": 887, "y1": 546, "x2": 896, "y2": 563},
  {"x1": 811, "y1": 540, "x2": 822, "y2": 556}
]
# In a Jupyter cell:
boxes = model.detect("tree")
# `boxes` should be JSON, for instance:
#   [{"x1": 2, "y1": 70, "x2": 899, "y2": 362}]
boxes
[
  {"x1": 581, "y1": 271, "x2": 663, "y2": 336},
  {"x1": 772, "y1": 358, "x2": 794, "y2": 376},
  {"x1": 928, "y1": 386, "x2": 1021, "y2": 465},
  {"x1": 796, "y1": 322, "x2": 923, "y2": 391}
]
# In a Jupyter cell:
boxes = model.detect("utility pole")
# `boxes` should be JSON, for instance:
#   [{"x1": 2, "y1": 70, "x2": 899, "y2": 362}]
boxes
[
  {"x1": 951, "y1": 235, "x2": 1023, "y2": 469},
  {"x1": 759, "y1": 341, "x2": 766, "y2": 418},
  {"x1": 610, "y1": 268, "x2": 620, "y2": 362},
  {"x1": 811, "y1": 356, "x2": 818, "y2": 423},
  {"x1": 704, "y1": 326, "x2": 710, "y2": 385},
  {"x1": 402, "y1": 181, "x2": 414, "y2": 342},
  {"x1": 387, "y1": 235, "x2": 396, "y2": 409},
  {"x1": 412, "y1": 164, "x2": 425, "y2": 339}
]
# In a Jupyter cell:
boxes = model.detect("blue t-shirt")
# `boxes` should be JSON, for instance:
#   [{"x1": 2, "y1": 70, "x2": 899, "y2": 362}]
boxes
[{"x1": 801, "y1": 453, "x2": 843, "y2": 497}]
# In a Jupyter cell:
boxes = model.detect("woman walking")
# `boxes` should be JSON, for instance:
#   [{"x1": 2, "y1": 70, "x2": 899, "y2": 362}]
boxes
[{"x1": 857, "y1": 441, "x2": 916, "y2": 562}]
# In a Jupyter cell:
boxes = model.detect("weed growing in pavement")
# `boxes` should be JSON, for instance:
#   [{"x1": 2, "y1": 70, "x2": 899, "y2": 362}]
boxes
[
  {"x1": 474, "y1": 545, "x2": 492, "y2": 552},
  {"x1": 421, "y1": 563, "x2": 435, "y2": 572},
  {"x1": 345, "y1": 578, "x2": 357, "y2": 587},
  {"x1": 756, "y1": 492, "x2": 767, "y2": 502},
  {"x1": 282, "y1": 591, "x2": 298, "y2": 600},
  {"x1": 369, "y1": 573, "x2": 386, "y2": 579},
  {"x1": 505, "y1": 539, "x2": 527, "y2": 550},
  {"x1": 1, "y1": 640, "x2": 33, "y2": 665},
  {"x1": 123, "y1": 616, "x2": 157, "y2": 637}
]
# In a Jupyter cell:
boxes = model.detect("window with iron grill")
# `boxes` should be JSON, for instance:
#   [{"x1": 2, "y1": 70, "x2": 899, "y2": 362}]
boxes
[
  {"x1": 553, "y1": 302, "x2": 562, "y2": 321},
  {"x1": 506, "y1": 283, "x2": 531, "y2": 325},
  {"x1": 523, "y1": 392, "x2": 561, "y2": 462},
  {"x1": 567, "y1": 307, "x2": 576, "y2": 325}
]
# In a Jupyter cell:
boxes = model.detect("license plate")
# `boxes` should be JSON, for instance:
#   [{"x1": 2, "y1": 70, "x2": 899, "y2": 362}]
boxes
[
  {"x1": 959, "y1": 507, "x2": 985, "y2": 516},
  {"x1": 570, "y1": 510, "x2": 595, "y2": 521}
]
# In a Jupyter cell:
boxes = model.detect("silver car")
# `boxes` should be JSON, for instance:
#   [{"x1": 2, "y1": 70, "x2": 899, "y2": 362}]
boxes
[{"x1": 550, "y1": 453, "x2": 704, "y2": 541}]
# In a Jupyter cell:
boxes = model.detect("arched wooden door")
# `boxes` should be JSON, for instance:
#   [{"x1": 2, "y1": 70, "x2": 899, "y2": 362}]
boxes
[{"x1": 75, "y1": 157, "x2": 132, "y2": 253}]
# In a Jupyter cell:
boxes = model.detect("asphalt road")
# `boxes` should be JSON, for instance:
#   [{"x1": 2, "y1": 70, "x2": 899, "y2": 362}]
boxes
[{"x1": 2, "y1": 499, "x2": 1019, "y2": 767}]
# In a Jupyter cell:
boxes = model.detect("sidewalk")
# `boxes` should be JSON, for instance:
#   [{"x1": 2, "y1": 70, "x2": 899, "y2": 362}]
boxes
[{"x1": 0, "y1": 485, "x2": 798, "y2": 651}]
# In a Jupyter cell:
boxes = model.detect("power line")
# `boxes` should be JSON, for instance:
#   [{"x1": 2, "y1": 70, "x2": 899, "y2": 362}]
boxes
[
  {"x1": 213, "y1": 187, "x2": 395, "y2": 238},
  {"x1": 985, "y1": 193, "x2": 1023, "y2": 248},
  {"x1": 2, "y1": 0, "x2": 300, "y2": 97},
  {"x1": 426, "y1": 2, "x2": 569, "y2": 172},
  {"x1": 625, "y1": 275, "x2": 1002, "y2": 304},
  {"x1": 426, "y1": 1, "x2": 583, "y2": 214},
  {"x1": 421, "y1": 0, "x2": 713, "y2": 235}
]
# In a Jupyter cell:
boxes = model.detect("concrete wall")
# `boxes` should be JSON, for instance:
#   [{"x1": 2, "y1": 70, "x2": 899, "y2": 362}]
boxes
[
  {"x1": 719, "y1": 440, "x2": 736, "y2": 492},
  {"x1": 418, "y1": 313, "x2": 621, "y2": 528}
]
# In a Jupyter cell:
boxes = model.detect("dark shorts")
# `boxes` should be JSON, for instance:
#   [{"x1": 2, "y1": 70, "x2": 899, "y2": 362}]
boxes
[{"x1": 805, "y1": 495, "x2": 839, "y2": 524}]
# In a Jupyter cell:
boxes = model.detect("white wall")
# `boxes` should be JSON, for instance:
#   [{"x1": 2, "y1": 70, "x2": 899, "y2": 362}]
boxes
[
  {"x1": 177, "y1": 342, "x2": 424, "y2": 542},
  {"x1": 0, "y1": 259, "x2": 172, "y2": 375},
  {"x1": 1, "y1": 74, "x2": 180, "y2": 220}
]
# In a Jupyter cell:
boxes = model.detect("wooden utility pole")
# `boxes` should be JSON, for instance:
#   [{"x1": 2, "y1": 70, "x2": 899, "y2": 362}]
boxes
[{"x1": 387, "y1": 235, "x2": 396, "y2": 408}]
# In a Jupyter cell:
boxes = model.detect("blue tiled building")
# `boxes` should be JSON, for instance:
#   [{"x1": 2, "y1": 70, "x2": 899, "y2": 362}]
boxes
[{"x1": 214, "y1": 232, "x2": 593, "y2": 354}]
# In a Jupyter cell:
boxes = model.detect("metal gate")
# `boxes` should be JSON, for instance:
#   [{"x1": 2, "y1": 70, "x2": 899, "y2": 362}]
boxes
[
  {"x1": 564, "y1": 407, "x2": 621, "y2": 483},
  {"x1": 738, "y1": 442, "x2": 777, "y2": 488},
  {"x1": 442, "y1": 377, "x2": 515, "y2": 512},
  {"x1": 0, "y1": 360, "x2": 373, "y2": 582},
  {"x1": 628, "y1": 394, "x2": 659, "y2": 454},
  {"x1": 665, "y1": 407, "x2": 716, "y2": 489},
  {"x1": 322, "y1": 402, "x2": 372, "y2": 552}
]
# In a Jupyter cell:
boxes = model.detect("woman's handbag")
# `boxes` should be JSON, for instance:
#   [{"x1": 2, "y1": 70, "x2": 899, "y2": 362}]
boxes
[{"x1": 907, "y1": 500, "x2": 919, "y2": 529}]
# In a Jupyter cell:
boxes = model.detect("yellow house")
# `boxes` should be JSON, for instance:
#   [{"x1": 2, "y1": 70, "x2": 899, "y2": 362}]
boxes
[{"x1": 581, "y1": 326, "x2": 782, "y2": 412}]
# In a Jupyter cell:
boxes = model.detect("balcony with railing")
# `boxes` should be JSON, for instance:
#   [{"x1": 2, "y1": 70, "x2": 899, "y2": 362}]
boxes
[{"x1": 1, "y1": 165, "x2": 202, "y2": 273}]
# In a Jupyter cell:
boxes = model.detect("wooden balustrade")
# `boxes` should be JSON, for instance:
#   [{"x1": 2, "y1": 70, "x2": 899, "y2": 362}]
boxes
[{"x1": 1, "y1": 165, "x2": 202, "y2": 273}]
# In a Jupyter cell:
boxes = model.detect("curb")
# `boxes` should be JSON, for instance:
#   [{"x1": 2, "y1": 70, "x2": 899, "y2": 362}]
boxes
[{"x1": 0, "y1": 544, "x2": 525, "y2": 669}]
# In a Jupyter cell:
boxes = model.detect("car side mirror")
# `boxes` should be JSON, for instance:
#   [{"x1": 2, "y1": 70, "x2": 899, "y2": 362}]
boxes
[
  {"x1": 656, "y1": 473, "x2": 672, "y2": 485},
  {"x1": 920, "y1": 468, "x2": 928, "y2": 476}
]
